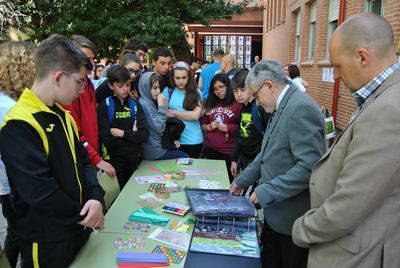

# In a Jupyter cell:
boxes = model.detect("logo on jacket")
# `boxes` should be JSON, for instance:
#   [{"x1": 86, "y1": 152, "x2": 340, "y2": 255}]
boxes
[{"x1": 46, "y1": 124, "x2": 55, "y2": 132}]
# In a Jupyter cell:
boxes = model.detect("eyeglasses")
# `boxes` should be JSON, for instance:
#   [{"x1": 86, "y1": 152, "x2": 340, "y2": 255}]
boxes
[
  {"x1": 253, "y1": 81, "x2": 265, "y2": 100},
  {"x1": 127, "y1": 68, "x2": 141, "y2": 76},
  {"x1": 62, "y1": 71, "x2": 84, "y2": 89},
  {"x1": 214, "y1": 84, "x2": 226, "y2": 92}
]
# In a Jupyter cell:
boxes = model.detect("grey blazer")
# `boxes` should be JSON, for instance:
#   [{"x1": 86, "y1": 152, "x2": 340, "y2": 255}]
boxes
[
  {"x1": 235, "y1": 84, "x2": 326, "y2": 235},
  {"x1": 292, "y1": 68, "x2": 400, "y2": 268}
]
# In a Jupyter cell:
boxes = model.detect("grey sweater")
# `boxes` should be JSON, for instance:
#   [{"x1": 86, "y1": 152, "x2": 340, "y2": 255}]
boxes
[{"x1": 138, "y1": 72, "x2": 167, "y2": 160}]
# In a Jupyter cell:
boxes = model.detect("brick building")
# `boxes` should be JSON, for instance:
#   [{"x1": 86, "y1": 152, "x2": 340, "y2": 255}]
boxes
[
  {"x1": 187, "y1": 0, "x2": 264, "y2": 69},
  {"x1": 262, "y1": 0, "x2": 400, "y2": 130}
]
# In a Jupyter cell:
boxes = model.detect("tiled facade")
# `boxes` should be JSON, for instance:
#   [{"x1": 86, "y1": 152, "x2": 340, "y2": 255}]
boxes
[{"x1": 262, "y1": 0, "x2": 400, "y2": 130}]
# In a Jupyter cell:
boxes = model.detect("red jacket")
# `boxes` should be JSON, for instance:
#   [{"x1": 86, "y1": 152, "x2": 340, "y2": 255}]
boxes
[
  {"x1": 63, "y1": 76, "x2": 101, "y2": 166},
  {"x1": 201, "y1": 101, "x2": 241, "y2": 155}
]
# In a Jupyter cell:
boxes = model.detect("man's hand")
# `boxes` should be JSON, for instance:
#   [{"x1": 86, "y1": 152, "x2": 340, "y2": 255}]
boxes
[
  {"x1": 96, "y1": 160, "x2": 116, "y2": 177},
  {"x1": 110, "y1": 128, "x2": 124, "y2": 138},
  {"x1": 250, "y1": 192, "x2": 259, "y2": 205},
  {"x1": 230, "y1": 181, "x2": 244, "y2": 196},
  {"x1": 230, "y1": 161, "x2": 238, "y2": 177},
  {"x1": 78, "y1": 199, "x2": 104, "y2": 229}
]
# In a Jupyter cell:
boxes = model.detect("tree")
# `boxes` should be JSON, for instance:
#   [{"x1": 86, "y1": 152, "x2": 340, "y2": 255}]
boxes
[
  {"x1": 12, "y1": 0, "x2": 248, "y2": 59},
  {"x1": 0, "y1": 1, "x2": 27, "y2": 38}
]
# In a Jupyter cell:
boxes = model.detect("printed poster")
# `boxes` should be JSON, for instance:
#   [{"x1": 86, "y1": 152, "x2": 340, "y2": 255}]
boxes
[
  {"x1": 237, "y1": 55, "x2": 244, "y2": 65},
  {"x1": 205, "y1": 36, "x2": 211, "y2": 46},
  {"x1": 230, "y1": 45, "x2": 237, "y2": 55},
  {"x1": 238, "y1": 36, "x2": 244, "y2": 46},
  {"x1": 245, "y1": 46, "x2": 251, "y2": 55},
  {"x1": 245, "y1": 36, "x2": 252, "y2": 46},
  {"x1": 212, "y1": 36, "x2": 219, "y2": 45},
  {"x1": 220, "y1": 36, "x2": 227, "y2": 46},
  {"x1": 230, "y1": 36, "x2": 236, "y2": 45}
]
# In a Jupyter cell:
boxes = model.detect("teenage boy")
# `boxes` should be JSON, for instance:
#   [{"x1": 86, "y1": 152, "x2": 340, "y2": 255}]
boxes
[
  {"x1": 98, "y1": 65, "x2": 149, "y2": 189},
  {"x1": 65, "y1": 35, "x2": 116, "y2": 177},
  {"x1": 152, "y1": 47, "x2": 174, "y2": 87},
  {"x1": 122, "y1": 36, "x2": 149, "y2": 64},
  {"x1": 230, "y1": 69, "x2": 270, "y2": 178},
  {"x1": 0, "y1": 34, "x2": 104, "y2": 267}
]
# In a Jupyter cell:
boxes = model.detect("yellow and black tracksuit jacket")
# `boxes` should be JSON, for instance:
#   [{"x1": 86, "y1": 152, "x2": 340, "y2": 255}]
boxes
[{"x1": 0, "y1": 88, "x2": 104, "y2": 243}]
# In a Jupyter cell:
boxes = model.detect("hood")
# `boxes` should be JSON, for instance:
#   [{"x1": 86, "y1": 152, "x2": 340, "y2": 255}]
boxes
[{"x1": 138, "y1": 71, "x2": 155, "y2": 102}]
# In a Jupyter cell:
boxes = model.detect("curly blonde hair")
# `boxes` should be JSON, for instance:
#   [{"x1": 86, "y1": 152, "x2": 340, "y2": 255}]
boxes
[{"x1": 0, "y1": 41, "x2": 36, "y2": 100}]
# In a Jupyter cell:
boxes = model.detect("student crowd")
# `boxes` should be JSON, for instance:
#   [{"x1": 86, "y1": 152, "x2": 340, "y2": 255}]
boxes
[{"x1": 1, "y1": 12, "x2": 400, "y2": 268}]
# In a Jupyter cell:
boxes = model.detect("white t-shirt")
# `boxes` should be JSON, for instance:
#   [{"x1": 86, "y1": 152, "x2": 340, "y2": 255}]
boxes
[
  {"x1": 0, "y1": 92, "x2": 15, "y2": 195},
  {"x1": 291, "y1": 77, "x2": 306, "y2": 92}
]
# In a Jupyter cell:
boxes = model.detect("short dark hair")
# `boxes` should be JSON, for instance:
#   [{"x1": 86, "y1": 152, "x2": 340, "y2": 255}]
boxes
[
  {"x1": 70, "y1": 34, "x2": 97, "y2": 56},
  {"x1": 189, "y1": 56, "x2": 200, "y2": 65},
  {"x1": 213, "y1": 49, "x2": 225, "y2": 58},
  {"x1": 150, "y1": 73, "x2": 165, "y2": 90},
  {"x1": 288, "y1": 64, "x2": 300, "y2": 79},
  {"x1": 152, "y1": 47, "x2": 174, "y2": 62},
  {"x1": 123, "y1": 36, "x2": 149, "y2": 53},
  {"x1": 107, "y1": 65, "x2": 131, "y2": 84},
  {"x1": 231, "y1": 69, "x2": 249, "y2": 90},
  {"x1": 119, "y1": 51, "x2": 141, "y2": 66},
  {"x1": 35, "y1": 34, "x2": 86, "y2": 81}
]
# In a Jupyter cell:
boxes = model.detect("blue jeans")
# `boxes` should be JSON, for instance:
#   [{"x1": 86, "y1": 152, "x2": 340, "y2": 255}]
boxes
[{"x1": 158, "y1": 149, "x2": 188, "y2": 160}]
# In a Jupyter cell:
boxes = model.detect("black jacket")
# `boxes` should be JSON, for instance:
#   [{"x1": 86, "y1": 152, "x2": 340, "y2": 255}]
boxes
[
  {"x1": 0, "y1": 89, "x2": 104, "y2": 242},
  {"x1": 232, "y1": 99, "x2": 269, "y2": 162},
  {"x1": 97, "y1": 96, "x2": 149, "y2": 159}
]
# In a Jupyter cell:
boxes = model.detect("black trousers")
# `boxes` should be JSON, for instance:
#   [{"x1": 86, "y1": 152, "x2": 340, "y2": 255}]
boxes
[
  {"x1": 203, "y1": 146, "x2": 234, "y2": 183},
  {"x1": 19, "y1": 229, "x2": 91, "y2": 268},
  {"x1": 110, "y1": 154, "x2": 141, "y2": 190},
  {"x1": 260, "y1": 222, "x2": 308, "y2": 268},
  {"x1": 180, "y1": 143, "x2": 203, "y2": 159},
  {"x1": 0, "y1": 194, "x2": 19, "y2": 268}
]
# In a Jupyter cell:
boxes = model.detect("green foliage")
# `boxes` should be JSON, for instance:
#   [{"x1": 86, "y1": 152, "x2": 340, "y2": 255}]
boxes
[{"x1": 11, "y1": 0, "x2": 248, "y2": 58}]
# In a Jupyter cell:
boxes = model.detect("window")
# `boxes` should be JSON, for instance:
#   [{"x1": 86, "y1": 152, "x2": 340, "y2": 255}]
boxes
[
  {"x1": 308, "y1": 1, "x2": 317, "y2": 60},
  {"x1": 294, "y1": 11, "x2": 301, "y2": 61},
  {"x1": 326, "y1": 0, "x2": 339, "y2": 58},
  {"x1": 365, "y1": 0, "x2": 384, "y2": 15}
]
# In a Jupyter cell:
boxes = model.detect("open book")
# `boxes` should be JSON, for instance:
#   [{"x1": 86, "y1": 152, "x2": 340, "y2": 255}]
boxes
[{"x1": 185, "y1": 189, "x2": 256, "y2": 218}]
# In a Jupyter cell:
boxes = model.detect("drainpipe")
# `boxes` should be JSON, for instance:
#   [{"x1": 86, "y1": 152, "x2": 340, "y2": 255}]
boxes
[{"x1": 331, "y1": 0, "x2": 346, "y2": 124}]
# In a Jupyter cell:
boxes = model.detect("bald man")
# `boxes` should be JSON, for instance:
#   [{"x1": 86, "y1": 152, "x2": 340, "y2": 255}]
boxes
[
  {"x1": 292, "y1": 13, "x2": 400, "y2": 268},
  {"x1": 221, "y1": 55, "x2": 237, "y2": 79}
]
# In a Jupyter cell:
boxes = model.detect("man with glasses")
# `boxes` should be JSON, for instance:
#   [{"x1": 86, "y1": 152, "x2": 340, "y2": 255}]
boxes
[
  {"x1": 230, "y1": 59, "x2": 326, "y2": 268},
  {"x1": 0, "y1": 34, "x2": 104, "y2": 267},
  {"x1": 96, "y1": 53, "x2": 143, "y2": 102}
]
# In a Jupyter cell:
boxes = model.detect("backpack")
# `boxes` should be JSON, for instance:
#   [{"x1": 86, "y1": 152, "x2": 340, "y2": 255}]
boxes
[
  {"x1": 105, "y1": 96, "x2": 137, "y2": 124},
  {"x1": 251, "y1": 103, "x2": 267, "y2": 135},
  {"x1": 101, "y1": 97, "x2": 138, "y2": 160}
]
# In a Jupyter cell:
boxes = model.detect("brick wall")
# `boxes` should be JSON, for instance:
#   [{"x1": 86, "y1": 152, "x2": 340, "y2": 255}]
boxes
[{"x1": 262, "y1": 0, "x2": 400, "y2": 130}]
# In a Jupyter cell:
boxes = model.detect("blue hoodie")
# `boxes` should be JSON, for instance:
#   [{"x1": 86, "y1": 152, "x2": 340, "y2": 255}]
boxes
[{"x1": 138, "y1": 72, "x2": 168, "y2": 160}]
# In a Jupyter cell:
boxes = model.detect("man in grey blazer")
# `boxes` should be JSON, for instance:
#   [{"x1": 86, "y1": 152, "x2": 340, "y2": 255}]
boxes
[
  {"x1": 231, "y1": 60, "x2": 326, "y2": 268},
  {"x1": 292, "y1": 13, "x2": 400, "y2": 268}
]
